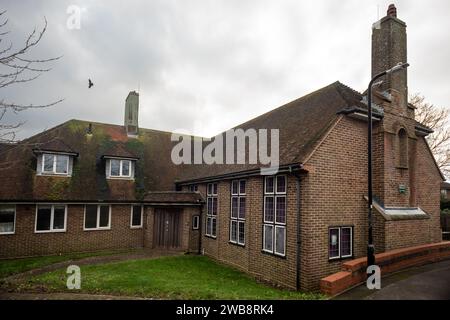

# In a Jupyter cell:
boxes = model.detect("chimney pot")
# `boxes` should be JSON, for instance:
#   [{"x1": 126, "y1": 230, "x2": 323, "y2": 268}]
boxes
[{"x1": 387, "y1": 4, "x2": 397, "y2": 17}]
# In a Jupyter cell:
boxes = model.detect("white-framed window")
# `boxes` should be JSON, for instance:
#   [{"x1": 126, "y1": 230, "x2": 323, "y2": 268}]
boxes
[
  {"x1": 189, "y1": 185, "x2": 198, "y2": 192},
  {"x1": 0, "y1": 205, "x2": 16, "y2": 235},
  {"x1": 206, "y1": 183, "x2": 218, "y2": 237},
  {"x1": 110, "y1": 159, "x2": 131, "y2": 178},
  {"x1": 192, "y1": 215, "x2": 200, "y2": 230},
  {"x1": 263, "y1": 175, "x2": 286, "y2": 256},
  {"x1": 42, "y1": 153, "x2": 69, "y2": 175},
  {"x1": 329, "y1": 226, "x2": 353, "y2": 260},
  {"x1": 230, "y1": 179, "x2": 246, "y2": 246},
  {"x1": 130, "y1": 205, "x2": 143, "y2": 228},
  {"x1": 84, "y1": 204, "x2": 111, "y2": 230},
  {"x1": 35, "y1": 204, "x2": 67, "y2": 233}
]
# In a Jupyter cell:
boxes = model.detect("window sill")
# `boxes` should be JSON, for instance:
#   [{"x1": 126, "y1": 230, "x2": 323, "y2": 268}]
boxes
[
  {"x1": 107, "y1": 177, "x2": 135, "y2": 181},
  {"x1": 261, "y1": 250, "x2": 286, "y2": 259},
  {"x1": 0, "y1": 232, "x2": 15, "y2": 235},
  {"x1": 35, "y1": 229, "x2": 66, "y2": 234},
  {"x1": 328, "y1": 255, "x2": 354, "y2": 262},
  {"x1": 205, "y1": 235, "x2": 217, "y2": 239},
  {"x1": 229, "y1": 241, "x2": 245, "y2": 248},
  {"x1": 37, "y1": 173, "x2": 72, "y2": 177},
  {"x1": 130, "y1": 225, "x2": 143, "y2": 229},
  {"x1": 83, "y1": 227, "x2": 111, "y2": 231}
]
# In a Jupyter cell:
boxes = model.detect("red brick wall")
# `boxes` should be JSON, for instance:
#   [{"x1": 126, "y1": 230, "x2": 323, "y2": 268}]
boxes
[
  {"x1": 300, "y1": 116, "x2": 369, "y2": 290},
  {"x1": 1, "y1": 204, "x2": 200, "y2": 258},
  {"x1": 188, "y1": 176, "x2": 298, "y2": 289},
  {"x1": 0, "y1": 204, "x2": 144, "y2": 258}
]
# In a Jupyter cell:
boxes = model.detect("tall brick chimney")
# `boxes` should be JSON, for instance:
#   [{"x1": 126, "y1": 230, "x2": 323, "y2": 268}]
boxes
[
  {"x1": 372, "y1": 4, "x2": 408, "y2": 108},
  {"x1": 124, "y1": 91, "x2": 139, "y2": 136}
]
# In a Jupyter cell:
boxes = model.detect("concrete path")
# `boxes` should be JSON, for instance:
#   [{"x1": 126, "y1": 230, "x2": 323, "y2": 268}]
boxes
[{"x1": 335, "y1": 259, "x2": 450, "y2": 300}]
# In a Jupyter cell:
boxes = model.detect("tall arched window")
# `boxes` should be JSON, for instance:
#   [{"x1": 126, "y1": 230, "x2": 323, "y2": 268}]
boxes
[{"x1": 398, "y1": 128, "x2": 408, "y2": 168}]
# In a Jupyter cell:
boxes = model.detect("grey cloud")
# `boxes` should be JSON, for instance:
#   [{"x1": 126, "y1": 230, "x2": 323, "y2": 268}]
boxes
[{"x1": 1, "y1": 0, "x2": 449, "y2": 140}]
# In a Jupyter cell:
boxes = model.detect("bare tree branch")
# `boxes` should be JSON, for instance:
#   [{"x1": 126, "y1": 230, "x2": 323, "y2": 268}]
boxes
[
  {"x1": 0, "y1": 11, "x2": 63, "y2": 143},
  {"x1": 412, "y1": 93, "x2": 450, "y2": 177}
]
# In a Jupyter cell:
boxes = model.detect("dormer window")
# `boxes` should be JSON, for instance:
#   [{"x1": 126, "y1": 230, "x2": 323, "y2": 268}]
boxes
[
  {"x1": 104, "y1": 157, "x2": 136, "y2": 180},
  {"x1": 42, "y1": 153, "x2": 69, "y2": 175},
  {"x1": 33, "y1": 140, "x2": 78, "y2": 177},
  {"x1": 110, "y1": 159, "x2": 131, "y2": 178}
]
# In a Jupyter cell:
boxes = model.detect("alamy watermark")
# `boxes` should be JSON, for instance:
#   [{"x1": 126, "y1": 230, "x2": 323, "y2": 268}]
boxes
[
  {"x1": 171, "y1": 128, "x2": 280, "y2": 174},
  {"x1": 366, "y1": 265, "x2": 381, "y2": 290},
  {"x1": 66, "y1": 265, "x2": 81, "y2": 290},
  {"x1": 66, "y1": 5, "x2": 85, "y2": 30}
]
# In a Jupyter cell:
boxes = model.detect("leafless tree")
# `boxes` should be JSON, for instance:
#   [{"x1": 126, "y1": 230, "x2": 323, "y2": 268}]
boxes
[
  {"x1": 0, "y1": 10, "x2": 62, "y2": 143},
  {"x1": 412, "y1": 93, "x2": 450, "y2": 177}
]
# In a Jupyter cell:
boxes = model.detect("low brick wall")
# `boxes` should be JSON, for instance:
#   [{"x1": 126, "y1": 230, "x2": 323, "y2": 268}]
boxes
[{"x1": 320, "y1": 241, "x2": 450, "y2": 296}]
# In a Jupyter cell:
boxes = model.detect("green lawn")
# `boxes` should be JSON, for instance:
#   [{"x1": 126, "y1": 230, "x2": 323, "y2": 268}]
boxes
[
  {"x1": 0, "y1": 250, "x2": 127, "y2": 279},
  {"x1": 22, "y1": 255, "x2": 323, "y2": 299}
]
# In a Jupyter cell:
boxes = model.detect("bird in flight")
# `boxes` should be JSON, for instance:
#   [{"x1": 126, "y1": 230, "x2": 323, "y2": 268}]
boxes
[{"x1": 88, "y1": 79, "x2": 94, "y2": 88}]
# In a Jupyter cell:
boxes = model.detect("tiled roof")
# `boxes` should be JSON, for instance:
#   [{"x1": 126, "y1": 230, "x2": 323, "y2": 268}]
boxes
[
  {"x1": 144, "y1": 191, "x2": 204, "y2": 204},
  {"x1": 177, "y1": 81, "x2": 364, "y2": 182},
  {"x1": 0, "y1": 81, "x2": 366, "y2": 201}
]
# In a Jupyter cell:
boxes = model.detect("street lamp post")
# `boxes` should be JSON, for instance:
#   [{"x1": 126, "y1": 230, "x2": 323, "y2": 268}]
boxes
[{"x1": 367, "y1": 62, "x2": 410, "y2": 267}]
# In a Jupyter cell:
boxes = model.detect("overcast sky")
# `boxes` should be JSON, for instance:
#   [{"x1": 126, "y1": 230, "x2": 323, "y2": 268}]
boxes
[{"x1": 2, "y1": 0, "x2": 450, "y2": 140}]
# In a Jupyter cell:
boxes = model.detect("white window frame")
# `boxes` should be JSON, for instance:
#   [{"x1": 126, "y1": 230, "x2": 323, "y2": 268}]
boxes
[
  {"x1": 329, "y1": 226, "x2": 353, "y2": 260},
  {"x1": 41, "y1": 153, "x2": 70, "y2": 176},
  {"x1": 263, "y1": 175, "x2": 287, "y2": 256},
  {"x1": 230, "y1": 179, "x2": 246, "y2": 246},
  {"x1": 206, "y1": 183, "x2": 218, "y2": 238},
  {"x1": 130, "y1": 205, "x2": 143, "y2": 228},
  {"x1": 109, "y1": 159, "x2": 132, "y2": 178},
  {"x1": 0, "y1": 204, "x2": 16, "y2": 235},
  {"x1": 192, "y1": 215, "x2": 200, "y2": 230},
  {"x1": 35, "y1": 204, "x2": 67, "y2": 233},
  {"x1": 83, "y1": 204, "x2": 111, "y2": 231}
]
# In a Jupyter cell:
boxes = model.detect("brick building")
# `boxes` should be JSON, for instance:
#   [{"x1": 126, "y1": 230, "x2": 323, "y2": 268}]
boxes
[{"x1": 0, "y1": 5, "x2": 444, "y2": 291}]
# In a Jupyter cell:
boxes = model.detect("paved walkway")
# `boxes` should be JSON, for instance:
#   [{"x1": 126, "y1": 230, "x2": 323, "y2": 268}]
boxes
[{"x1": 335, "y1": 259, "x2": 450, "y2": 300}]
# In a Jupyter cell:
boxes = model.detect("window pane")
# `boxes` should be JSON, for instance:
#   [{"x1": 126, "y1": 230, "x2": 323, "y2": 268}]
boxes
[
  {"x1": 207, "y1": 198, "x2": 212, "y2": 215},
  {"x1": 212, "y1": 198, "x2": 218, "y2": 216},
  {"x1": 329, "y1": 229, "x2": 340, "y2": 258},
  {"x1": 264, "y1": 197, "x2": 274, "y2": 222},
  {"x1": 43, "y1": 154, "x2": 54, "y2": 172},
  {"x1": 239, "y1": 180, "x2": 246, "y2": 194},
  {"x1": 193, "y1": 215, "x2": 199, "y2": 229},
  {"x1": 275, "y1": 196, "x2": 286, "y2": 224},
  {"x1": 238, "y1": 221, "x2": 245, "y2": 244},
  {"x1": 110, "y1": 159, "x2": 120, "y2": 176},
  {"x1": 85, "y1": 205, "x2": 97, "y2": 229},
  {"x1": 275, "y1": 226, "x2": 285, "y2": 255},
  {"x1": 36, "y1": 206, "x2": 51, "y2": 231},
  {"x1": 211, "y1": 217, "x2": 217, "y2": 236},
  {"x1": 230, "y1": 220, "x2": 237, "y2": 242},
  {"x1": 0, "y1": 205, "x2": 15, "y2": 233},
  {"x1": 207, "y1": 184, "x2": 212, "y2": 195},
  {"x1": 122, "y1": 160, "x2": 130, "y2": 176},
  {"x1": 276, "y1": 176, "x2": 286, "y2": 193},
  {"x1": 206, "y1": 217, "x2": 212, "y2": 235},
  {"x1": 263, "y1": 224, "x2": 273, "y2": 252},
  {"x1": 55, "y1": 155, "x2": 68, "y2": 174},
  {"x1": 238, "y1": 197, "x2": 246, "y2": 219},
  {"x1": 265, "y1": 177, "x2": 274, "y2": 193},
  {"x1": 341, "y1": 228, "x2": 352, "y2": 257},
  {"x1": 132, "y1": 205, "x2": 142, "y2": 226},
  {"x1": 231, "y1": 181, "x2": 239, "y2": 195},
  {"x1": 212, "y1": 183, "x2": 218, "y2": 195},
  {"x1": 231, "y1": 197, "x2": 238, "y2": 218},
  {"x1": 53, "y1": 206, "x2": 66, "y2": 230},
  {"x1": 99, "y1": 205, "x2": 110, "y2": 227}
]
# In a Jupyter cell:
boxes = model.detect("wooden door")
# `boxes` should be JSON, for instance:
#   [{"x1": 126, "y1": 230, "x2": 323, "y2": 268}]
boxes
[{"x1": 153, "y1": 208, "x2": 182, "y2": 248}]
